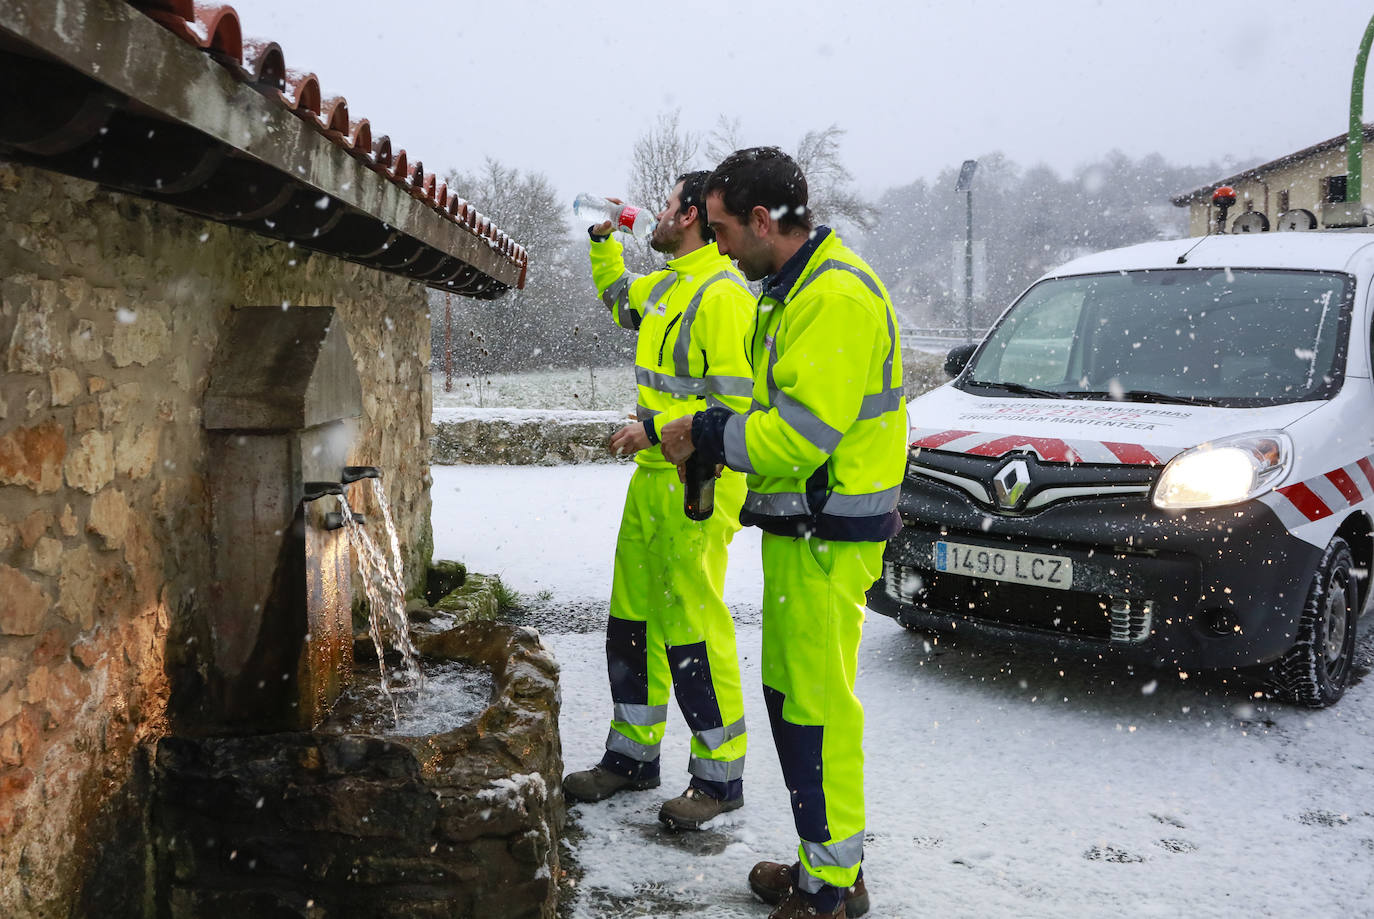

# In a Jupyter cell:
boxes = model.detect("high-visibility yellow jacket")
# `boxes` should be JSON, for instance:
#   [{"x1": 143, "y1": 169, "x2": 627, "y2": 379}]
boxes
[
  {"x1": 708, "y1": 229, "x2": 907, "y2": 540},
  {"x1": 590, "y1": 234, "x2": 755, "y2": 469}
]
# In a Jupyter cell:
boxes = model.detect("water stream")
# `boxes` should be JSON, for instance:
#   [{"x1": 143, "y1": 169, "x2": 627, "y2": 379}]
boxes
[{"x1": 338, "y1": 480, "x2": 423, "y2": 722}]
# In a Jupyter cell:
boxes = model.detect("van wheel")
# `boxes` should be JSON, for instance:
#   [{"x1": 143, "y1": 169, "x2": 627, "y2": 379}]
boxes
[{"x1": 1277, "y1": 537, "x2": 1358, "y2": 708}]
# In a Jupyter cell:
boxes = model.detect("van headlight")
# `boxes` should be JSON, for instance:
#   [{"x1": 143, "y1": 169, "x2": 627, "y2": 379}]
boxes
[{"x1": 1153, "y1": 432, "x2": 1292, "y2": 510}]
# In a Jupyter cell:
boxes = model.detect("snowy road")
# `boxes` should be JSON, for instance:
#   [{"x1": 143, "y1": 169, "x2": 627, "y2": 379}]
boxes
[{"x1": 431, "y1": 464, "x2": 1374, "y2": 919}]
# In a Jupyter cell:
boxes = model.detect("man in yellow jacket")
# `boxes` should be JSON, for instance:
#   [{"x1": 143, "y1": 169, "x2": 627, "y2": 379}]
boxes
[
  {"x1": 660, "y1": 148, "x2": 906, "y2": 919},
  {"x1": 563, "y1": 171, "x2": 756, "y2": 830}
]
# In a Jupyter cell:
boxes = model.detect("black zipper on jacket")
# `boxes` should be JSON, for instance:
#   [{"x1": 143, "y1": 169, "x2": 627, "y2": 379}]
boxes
[{"x1": 657, "y1": 314, "x2": 682, "y2": 366}]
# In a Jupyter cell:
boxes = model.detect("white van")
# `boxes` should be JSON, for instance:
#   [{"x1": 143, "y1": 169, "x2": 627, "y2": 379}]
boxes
[{"x1": 868, "y1": 231, "x2": 1374, "y2": 707}]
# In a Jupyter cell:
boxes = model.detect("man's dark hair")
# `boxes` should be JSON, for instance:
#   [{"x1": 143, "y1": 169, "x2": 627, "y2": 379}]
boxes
[
  {"x1": 704, "y1": 147, "x2": 812, "y2": 233},
  {"x1": 676, "y1": 170, "x2": 714, "y2": 242}
]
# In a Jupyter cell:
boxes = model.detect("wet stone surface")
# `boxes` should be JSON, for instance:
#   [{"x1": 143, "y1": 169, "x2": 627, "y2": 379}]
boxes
[
  {"x1": 326, "y1": 658, "x2": 493, "y2": 737},
  {"x1": 150, "y1": 618, "x2": 564, "y2": 919}
]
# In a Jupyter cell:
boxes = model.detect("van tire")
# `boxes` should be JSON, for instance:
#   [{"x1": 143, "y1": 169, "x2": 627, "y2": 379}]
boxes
[{"x1": 1277, "y1": 537, "x2": 1358, "y2": 708}]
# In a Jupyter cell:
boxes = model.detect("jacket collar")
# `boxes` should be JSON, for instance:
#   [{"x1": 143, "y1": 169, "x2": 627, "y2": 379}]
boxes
[
  {"x1": 665, "y1": 241, "x2": 730, "y2": 275},
  {"x1": 761, "y1": 226, "x2": 832, "y2": 302}
]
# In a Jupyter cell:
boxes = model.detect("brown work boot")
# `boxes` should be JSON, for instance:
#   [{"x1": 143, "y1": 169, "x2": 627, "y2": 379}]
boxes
[
  {"x1": 562, "y1": 765, "x2": 659, "y2": 803},
  {"x1": 748, "y1": 861, "x2": 869, "y2": 918},
  {"x1": 767, "y1": 889, "x2": 848, "y2": 919},
  {"x1": 657, "y1": 786, "x2": 743, "y2": 829}
]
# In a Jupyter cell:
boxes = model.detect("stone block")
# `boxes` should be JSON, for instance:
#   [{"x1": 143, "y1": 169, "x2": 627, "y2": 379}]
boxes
[
  {"x1": 86, "y1": 374, "x2": 108, "y2": 394},
  {"x1": 425, "y1": 560, "x2": 467, "y2": 605},
  {"x1": 6, "y1": 290, "x2": 64, "y2": 373},
  {"x1": 74, "y1": 401, "x2": 99, "y2": 433},
  {"x1": 110, "y1": 310, "x2": 169, "y2": 367},
  {"x1": 0, "y1": 686, "x2": 18, "y2": 725},
  {"x1": 87, "y1": 489, "x2": 131, "y2": 551},
  {"x1": 65, "y1": 431, "x2": 114, "y2": 494},
  {"x1": 115, "y1": 425, "x2": 159, "y2": 480},
  {"x1": 71, "y1": 631, "x2": 103, "y2": 669},
  {"x1": 18, "y1": 510, "x2": 48, "y2": 549},
  {"x1": 31, "y1": 537, "x2": 62, "y2": 577},
  {"x1": 0, "y1": 713, "x2": 33, "y2": 766},
  {"x1": 59, "y1": 550, "x2": 98, "y2": 628},
  {"x1": 0, "y1": 565, "x2": 48, "y2": 635},
  {"x1": 0, "y1": 768, "x2": 35, "y2": 836},
  {"x1": 49, "y1": 368, "x2": 80, "y2": 407},
  {"x1": 99, "y1": 382, "x2": 142, "y2": 428},
  {"x1": 58, "y1": 505, "x2": 78, "y2": 537},
  {"x1": 432, "y1": 574, "x2": 499, "y2": 621},
  {"x1": 0, "y1": 420, "x2": 66, "y2": 493}
]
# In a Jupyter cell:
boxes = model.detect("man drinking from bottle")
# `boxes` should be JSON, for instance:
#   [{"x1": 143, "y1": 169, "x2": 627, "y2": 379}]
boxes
[{"x1": 563, "y1": 171, "x2": 755, "y2": 830}]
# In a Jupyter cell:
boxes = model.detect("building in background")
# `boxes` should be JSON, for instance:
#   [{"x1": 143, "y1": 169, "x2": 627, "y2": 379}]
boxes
[{"x1": 1173, "y1": 124, "x2": 1374, "y2": 235}]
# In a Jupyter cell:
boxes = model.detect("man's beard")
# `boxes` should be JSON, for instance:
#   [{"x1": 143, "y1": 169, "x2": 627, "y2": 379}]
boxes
[{"x1": 649, "y1": 226, "x2": 679, "y2": 254}]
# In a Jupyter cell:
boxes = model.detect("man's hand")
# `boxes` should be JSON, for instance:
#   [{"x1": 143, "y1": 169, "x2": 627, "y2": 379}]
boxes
[
  {"x1": 608, "y1": 422, "x2": 650, "y2": 457},
  {"x1": 590, "y1": 197, "x2": 624, "y2": 238},
  {"x1": 658, "y1": 415, "x2": 696, "y2": 465}
]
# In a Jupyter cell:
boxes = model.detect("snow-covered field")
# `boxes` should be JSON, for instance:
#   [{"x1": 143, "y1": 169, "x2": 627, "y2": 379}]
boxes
[{"x1": 431, "y1": 464, "x2": 1374, "y2": 919}]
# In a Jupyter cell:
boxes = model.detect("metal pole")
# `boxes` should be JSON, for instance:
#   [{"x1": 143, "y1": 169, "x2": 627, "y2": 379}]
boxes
[
  {"x1": 964, "y1": 188, "x2": 974, "y2": 343},
  {"x1": 1348, "y1": 13, "x2": 1374, "y2": 203},
  {"x1": 443, "y1": 292, "x2": 453, "y2": 393}
]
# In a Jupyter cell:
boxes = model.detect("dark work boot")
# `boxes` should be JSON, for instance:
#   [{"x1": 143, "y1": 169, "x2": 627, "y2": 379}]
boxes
[
  {"x1": 562, "y1": 765, "x2": 660, "y2": 803},
  {"x1": 767, "y1": 889, "x2": 848, "y2": 919},
  {"x1": 748, "y1": 861, "x2": 869, "y2": 917},
  {"x1": 657, "y1": 786, "x2": 743, "y2": 830}
]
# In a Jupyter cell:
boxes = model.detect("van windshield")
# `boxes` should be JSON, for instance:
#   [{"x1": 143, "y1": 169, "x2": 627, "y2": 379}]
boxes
[{"x1": 960, "y1": 268, "x2": 1354, "y2": 407}]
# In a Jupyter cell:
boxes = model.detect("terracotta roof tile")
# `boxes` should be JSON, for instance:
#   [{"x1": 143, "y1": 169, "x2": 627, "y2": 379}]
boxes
[{"x1": 121, "y1": 0, "x2": 528, "y2": 276}]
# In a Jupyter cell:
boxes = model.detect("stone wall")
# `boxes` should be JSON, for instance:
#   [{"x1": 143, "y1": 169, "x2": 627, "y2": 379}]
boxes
[
  {"x1": 431, "y1": 408, "x2": 625, "y2": 466},
  {"x1": 0, "y1": 163, "x2": 436, "y2": 914},
  {"x1": 428, "y1": 350, "x2": 946, "y2": 467}
]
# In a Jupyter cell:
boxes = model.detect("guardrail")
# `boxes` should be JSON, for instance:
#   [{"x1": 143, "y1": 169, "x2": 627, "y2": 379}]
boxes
[
  {"x1": 902, "y1": 327, "x2": 990, "y2": 348},
  {"x1": 901, "y1": 324, "x2": 989, "y2": 335}
]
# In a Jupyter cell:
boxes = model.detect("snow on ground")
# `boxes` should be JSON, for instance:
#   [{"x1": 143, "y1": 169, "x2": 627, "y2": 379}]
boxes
[{"x1": 431, "y1": 464, "x2": 1374, "y2": 919}]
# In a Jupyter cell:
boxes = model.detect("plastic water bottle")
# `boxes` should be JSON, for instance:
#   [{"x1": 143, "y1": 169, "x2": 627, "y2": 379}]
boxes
[
  {"x1": 683, "y1": 451, "x2": 716, "y2": 521},
  {"x1": 574, "y1": 193, "x2": 657, "y2": 240}
]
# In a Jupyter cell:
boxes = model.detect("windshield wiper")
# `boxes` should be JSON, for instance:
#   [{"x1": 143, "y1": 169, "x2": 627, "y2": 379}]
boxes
[
  {"x1": 1066, "y1": 389, "x2": 1223, "y2": 406},
  {"x1": 964, "y1": 379, "x2": 1063, "y2": 399}
]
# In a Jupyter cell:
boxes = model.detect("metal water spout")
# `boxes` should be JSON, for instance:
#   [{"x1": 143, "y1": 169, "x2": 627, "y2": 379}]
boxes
[
  {"x1": 342, "y1": 465, "x2": 381, "y2": 483},
  {"x1": 303, "y1": 481, "x2": 345, "y2": 502},
  {"x1": 323, "y1": 509, "x2": 366, "y2": 530}
]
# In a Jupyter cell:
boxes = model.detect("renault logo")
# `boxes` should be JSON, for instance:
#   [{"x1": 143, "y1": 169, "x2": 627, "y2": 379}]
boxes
[{"x1": 993, "y1": 459, "x2": 1031, "y2": 509}]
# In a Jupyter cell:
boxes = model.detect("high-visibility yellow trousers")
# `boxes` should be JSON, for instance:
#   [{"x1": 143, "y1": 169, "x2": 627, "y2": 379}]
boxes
[
  {"x1": 600, "y1": 464, "x2": 748, "y2": 798},
  {"x1": 760, "y1": 532, "x2": 883, "y2": 897}
]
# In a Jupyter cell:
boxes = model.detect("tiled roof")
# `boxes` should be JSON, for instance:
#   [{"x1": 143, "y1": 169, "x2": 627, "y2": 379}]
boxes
[
  {"x1": 1171, "y1": 124, "x2": 1374, "y2": 207},
  {"x1": 0, "y1": 0, "x2": 525, "y2": 297},
  {"x1": 125, "y1": 0, "x2": 526, "y2": 283}
]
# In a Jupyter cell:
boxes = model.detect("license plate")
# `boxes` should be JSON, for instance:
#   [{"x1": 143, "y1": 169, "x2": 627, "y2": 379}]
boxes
[{"x1": 934, "y1": 541, "x2": 1073, "y2": 590}]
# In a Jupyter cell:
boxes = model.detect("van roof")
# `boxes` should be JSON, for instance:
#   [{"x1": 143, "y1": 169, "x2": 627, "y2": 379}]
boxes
[{"x1": 1046, "y1": 231, "x2": 1374, "y2": 279}]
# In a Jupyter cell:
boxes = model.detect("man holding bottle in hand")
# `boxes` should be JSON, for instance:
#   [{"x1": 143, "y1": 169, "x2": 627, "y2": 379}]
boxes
[
  {"x1": 658, "y1": 147, "x2": 906, "y2": 919},
  {"x1": 563, "y1": 171, "x2": 756, "y2": 831}
]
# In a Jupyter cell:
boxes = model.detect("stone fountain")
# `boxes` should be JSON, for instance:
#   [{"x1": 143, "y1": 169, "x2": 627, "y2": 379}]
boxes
[{"x1": 149, "y1": 307, "x2": 564, "y2": 918}]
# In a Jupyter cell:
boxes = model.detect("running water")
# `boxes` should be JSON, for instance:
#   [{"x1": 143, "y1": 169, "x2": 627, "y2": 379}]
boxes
[{"x1": 338, "y1": 483, "x2": 423, "y2": 722}]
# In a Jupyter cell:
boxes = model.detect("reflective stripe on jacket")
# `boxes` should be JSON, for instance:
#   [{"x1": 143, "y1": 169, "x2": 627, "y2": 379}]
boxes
[
  {"x1": 723, "y1": 231, "x2": 907, "y2": 540},
  {"x1": 591, "y1": 235, "x2": 755, "y2": 468}
]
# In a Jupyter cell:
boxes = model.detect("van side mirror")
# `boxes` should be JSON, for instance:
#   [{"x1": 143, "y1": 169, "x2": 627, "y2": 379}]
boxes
[{"x1": 944, "y1": 343, "x2": 977, "y2": 378}]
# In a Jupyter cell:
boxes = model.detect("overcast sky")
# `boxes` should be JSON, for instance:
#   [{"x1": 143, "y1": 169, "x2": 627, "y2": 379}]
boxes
[{"x1": 226, "y1": 0, "x2": 1372, "y2": 209}]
